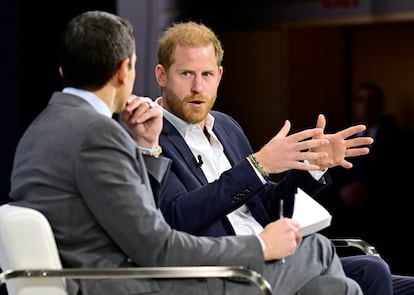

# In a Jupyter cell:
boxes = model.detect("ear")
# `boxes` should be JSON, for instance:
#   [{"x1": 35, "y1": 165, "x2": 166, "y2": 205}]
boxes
[
  {"x1": 155, "y1": 64, "x2": 167, "y2": 87},
  {"x1": 58, "y1": 67, "x2": 63, "y2": 77},
  {"x1": 117, "y1": 58, "x2": 130, "y2": 84},
  {"x1": 217, "y1": 65, "x2": 223, "y2": 85}
]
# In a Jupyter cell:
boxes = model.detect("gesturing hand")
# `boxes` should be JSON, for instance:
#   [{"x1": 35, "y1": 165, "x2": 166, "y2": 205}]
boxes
[
  {"x1": 253, "y1": 120, "x2": 329, "y2": 174},
  {"x1": 310, "y1": 114, "x2": 374, "y2": 170}
]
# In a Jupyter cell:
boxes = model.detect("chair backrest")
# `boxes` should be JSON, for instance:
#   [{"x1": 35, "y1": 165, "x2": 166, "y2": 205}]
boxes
[
  {"x1": 0, "y1": 204, "x2": 274, "y2": 295},
  {"x1": 0, "y1": 204, "x2": 67, "y2": 295}
]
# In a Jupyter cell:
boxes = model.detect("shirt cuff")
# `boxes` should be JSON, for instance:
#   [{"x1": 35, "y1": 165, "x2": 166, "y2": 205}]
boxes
[
  {"x1": 256, "y1": 235, "x2": 266, "y2": 252},
  {"x1": 304, "y1": 160, "x2": 327, "y2": 181},
  {"x1": 138, "y1": 145, "x2": 162, "y2": 157},
  {"x1": 247, "y1": 157, "x2": 267, "y2": 184}
]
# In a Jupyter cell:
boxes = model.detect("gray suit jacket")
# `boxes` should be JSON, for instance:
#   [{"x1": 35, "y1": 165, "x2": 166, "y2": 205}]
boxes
[{"x1": 9, "y1": 92, "x2": 264, "y2": 294}]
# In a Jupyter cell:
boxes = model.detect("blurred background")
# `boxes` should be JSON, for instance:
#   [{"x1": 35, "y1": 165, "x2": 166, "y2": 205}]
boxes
[{"x1": 2, "y1": 0, "x2": 414, "y2": 286}]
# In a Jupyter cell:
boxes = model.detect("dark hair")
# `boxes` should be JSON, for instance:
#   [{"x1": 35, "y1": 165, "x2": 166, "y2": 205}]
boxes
[{"x1": 58, "y1": 11, "x2": 135, "y2": 91}]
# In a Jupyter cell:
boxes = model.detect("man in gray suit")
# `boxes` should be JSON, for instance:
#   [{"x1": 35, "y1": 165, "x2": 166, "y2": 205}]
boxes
[{"x1": 9, "y1": 11, "x2": 363, "y2": 295}]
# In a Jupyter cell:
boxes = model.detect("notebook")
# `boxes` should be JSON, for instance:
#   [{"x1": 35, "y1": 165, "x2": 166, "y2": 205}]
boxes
[{"x1": 292, "y1": 187, "x2": 332, "y2": 236}]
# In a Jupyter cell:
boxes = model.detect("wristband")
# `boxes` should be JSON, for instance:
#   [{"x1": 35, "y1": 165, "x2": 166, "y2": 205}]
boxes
[
  {"x1": 248, "y1": 154, "x2": 269, "y2": 177},
  {"x1": 138, "y1": 145, "x2": 162, "y2": 158}
]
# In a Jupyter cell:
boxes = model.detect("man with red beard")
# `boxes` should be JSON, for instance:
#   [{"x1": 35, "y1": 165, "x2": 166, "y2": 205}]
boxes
[{"x1": 122, "y1": 21, "x2": 414, "y2": 294}]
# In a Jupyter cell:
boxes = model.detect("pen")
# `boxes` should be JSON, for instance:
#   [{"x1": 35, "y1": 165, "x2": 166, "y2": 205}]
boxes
[{"x1": 279, "y1": 199, "x2": 286, "y2": 265}]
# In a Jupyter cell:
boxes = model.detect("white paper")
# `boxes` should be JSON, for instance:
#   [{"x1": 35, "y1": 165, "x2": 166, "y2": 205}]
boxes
[{"x1": 292, "y1": 188, "x2": 332, "y2": 236}]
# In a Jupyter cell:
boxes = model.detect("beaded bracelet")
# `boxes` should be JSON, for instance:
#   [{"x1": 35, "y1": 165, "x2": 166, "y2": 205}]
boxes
[{"x1": 248, "y1": 154, "x2": 269, "y2": 177}]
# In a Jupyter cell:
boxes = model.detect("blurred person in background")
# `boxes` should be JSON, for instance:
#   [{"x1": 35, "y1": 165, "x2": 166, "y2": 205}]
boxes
[{"x1": 318, "y1": 81, "x2": 414, "y2": 276}]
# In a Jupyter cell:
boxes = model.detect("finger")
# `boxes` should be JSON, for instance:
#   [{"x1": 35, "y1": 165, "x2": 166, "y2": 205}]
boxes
[
  {"x1": 313, "y1": 114, "x2": 326, "y2": 140},
  {"x1": 125, "y1": 96, "x2": 152, "y2": 113},
  {"x1": 295, "y1": 138, "x2": 329, "y2": 151},
  {"x1": 289, "y1": 128, "x2": 324, "y2": 142},
  {"x1": 275, "y1": 120, "x2": 291, "y2": 138},
  {"x1": 129, "y1": 99, "x2": 156, "y2": 121},
  {"x1": 287, "y1": 157, "x2": 324, "y2": 171},
  {"x1": 137, "y1": 97, "x2": 154, "y2": 110},
  {"x1": 346, "y1": 137, "x2": 374, "y2": 148},
  {"x1": 133, "y1": 103, "x2": 163, "y2": 124},
  {"x1": 345, "y1": 147, "x2": 370, "y2": 158},
  {"x1": 338, "y1": 159, "x2": 353, "y2": 169},
  {"x1": 125, "y1": 95, "x2": 139, "y2": 113},
  {"x1": 337, "y1": 124, "x2": 366, "y2": 139},
  {"x1": 315, "y1": 114, "x2": 326, "y2": 131},
  {"x1": 288, "y1": 219, "x2": 301, "y2": 229},
  {"x1": 295, "y1": 228, "x2": 303, "y2": 244},
  {"x1": 301, "y1": 150, "x2": 329, "y2": 162}
]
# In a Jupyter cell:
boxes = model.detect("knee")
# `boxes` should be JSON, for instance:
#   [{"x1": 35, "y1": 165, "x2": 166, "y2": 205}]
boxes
[
  {"x1": 308, "y1": 233, "x2": 336, "y2": 256},
  {"x1": 308, "y1": 233, "x2": 335, "y2": 249},
  {"x1": 358, "y1": 256, "x2": 391, "y2": 276},
  {"x1": 351, "y1": 256, "x2": 393, "y2": 295},
  {"x1": 326, "y1": 276, "x2": 364, "y2": 295}
]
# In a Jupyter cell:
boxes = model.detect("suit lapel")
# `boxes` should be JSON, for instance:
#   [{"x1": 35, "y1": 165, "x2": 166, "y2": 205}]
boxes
[
  {"x1": 212, "y1": 120, "x2": 241, "y2": 166},
  {"x1": 162, "y1": 119, "x2": 208, "y2": 184}
]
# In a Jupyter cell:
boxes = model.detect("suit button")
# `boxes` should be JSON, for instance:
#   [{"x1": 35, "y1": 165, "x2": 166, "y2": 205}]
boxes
[{"x1": 231, "y1": 193, "x2": 246, "y2": 203}]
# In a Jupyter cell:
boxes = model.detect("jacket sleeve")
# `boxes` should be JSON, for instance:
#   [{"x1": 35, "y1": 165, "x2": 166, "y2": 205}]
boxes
[{"x1": 142, "y1": 154, "x2": 172, "y2": 205}]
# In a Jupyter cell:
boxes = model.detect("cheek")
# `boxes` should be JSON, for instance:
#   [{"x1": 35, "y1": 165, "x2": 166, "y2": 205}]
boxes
[{"x1": 168, "y1": 80, "x2": 189, "y2": 97}]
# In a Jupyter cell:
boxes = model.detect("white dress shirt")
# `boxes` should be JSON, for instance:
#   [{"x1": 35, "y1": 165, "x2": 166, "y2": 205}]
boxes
[{"x1": 162, "y1": 109, "x2": 264, "y2": 235}]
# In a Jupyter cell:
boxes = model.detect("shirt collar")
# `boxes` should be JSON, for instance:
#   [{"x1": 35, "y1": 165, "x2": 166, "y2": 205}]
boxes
[{"x1": 62, "y1": 87, "x2": 112, "y2": 118}]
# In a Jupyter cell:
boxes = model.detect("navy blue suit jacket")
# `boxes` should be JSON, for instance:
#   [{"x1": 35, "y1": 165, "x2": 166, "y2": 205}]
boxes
[{"x1": 159, "y1": 110, "x2": 330, "y2": 237}]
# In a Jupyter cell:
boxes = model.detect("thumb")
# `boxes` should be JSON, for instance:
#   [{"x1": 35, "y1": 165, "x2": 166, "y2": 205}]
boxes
[
  {"x1": 314, "y1": 114, "x2": 326, "y2": 139},
  {"x1": 316, "y1": 114, "x2": 326, "y2": 130}
]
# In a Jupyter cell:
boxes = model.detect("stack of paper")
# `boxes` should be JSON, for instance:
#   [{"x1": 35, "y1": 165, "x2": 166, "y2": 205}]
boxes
[{"x1": 292, "y1": 188, "x2": 332, "y2": 236}]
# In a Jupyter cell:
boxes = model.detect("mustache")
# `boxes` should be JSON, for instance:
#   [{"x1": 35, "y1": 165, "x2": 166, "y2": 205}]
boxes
[{"x1": 184, "y1": 94, "x2": 209, "y2": 102}]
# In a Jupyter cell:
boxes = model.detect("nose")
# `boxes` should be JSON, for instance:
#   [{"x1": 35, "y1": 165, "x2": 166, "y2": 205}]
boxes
[{"x1": 191, "y1": 75, "x2": 204, "y2": 93}]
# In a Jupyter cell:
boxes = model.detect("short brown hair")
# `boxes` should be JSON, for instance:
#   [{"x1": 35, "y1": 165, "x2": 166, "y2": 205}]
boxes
[{"x1": 157, "y1": 21, "x2": 224, "y2": 71}]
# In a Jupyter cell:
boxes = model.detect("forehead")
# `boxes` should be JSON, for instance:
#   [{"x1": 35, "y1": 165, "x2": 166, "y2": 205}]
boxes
[{"x1": 174, "y1": 44, "x2": 216, "y2": 64}]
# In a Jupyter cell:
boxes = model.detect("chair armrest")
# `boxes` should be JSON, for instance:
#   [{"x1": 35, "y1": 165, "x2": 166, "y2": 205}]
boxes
[
  {"x1": 0, "y1": 266, "x2": 272, "y2": 295},
  {"x1": 330, "y1": 238, "x2": 380, "y2": 257}
]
